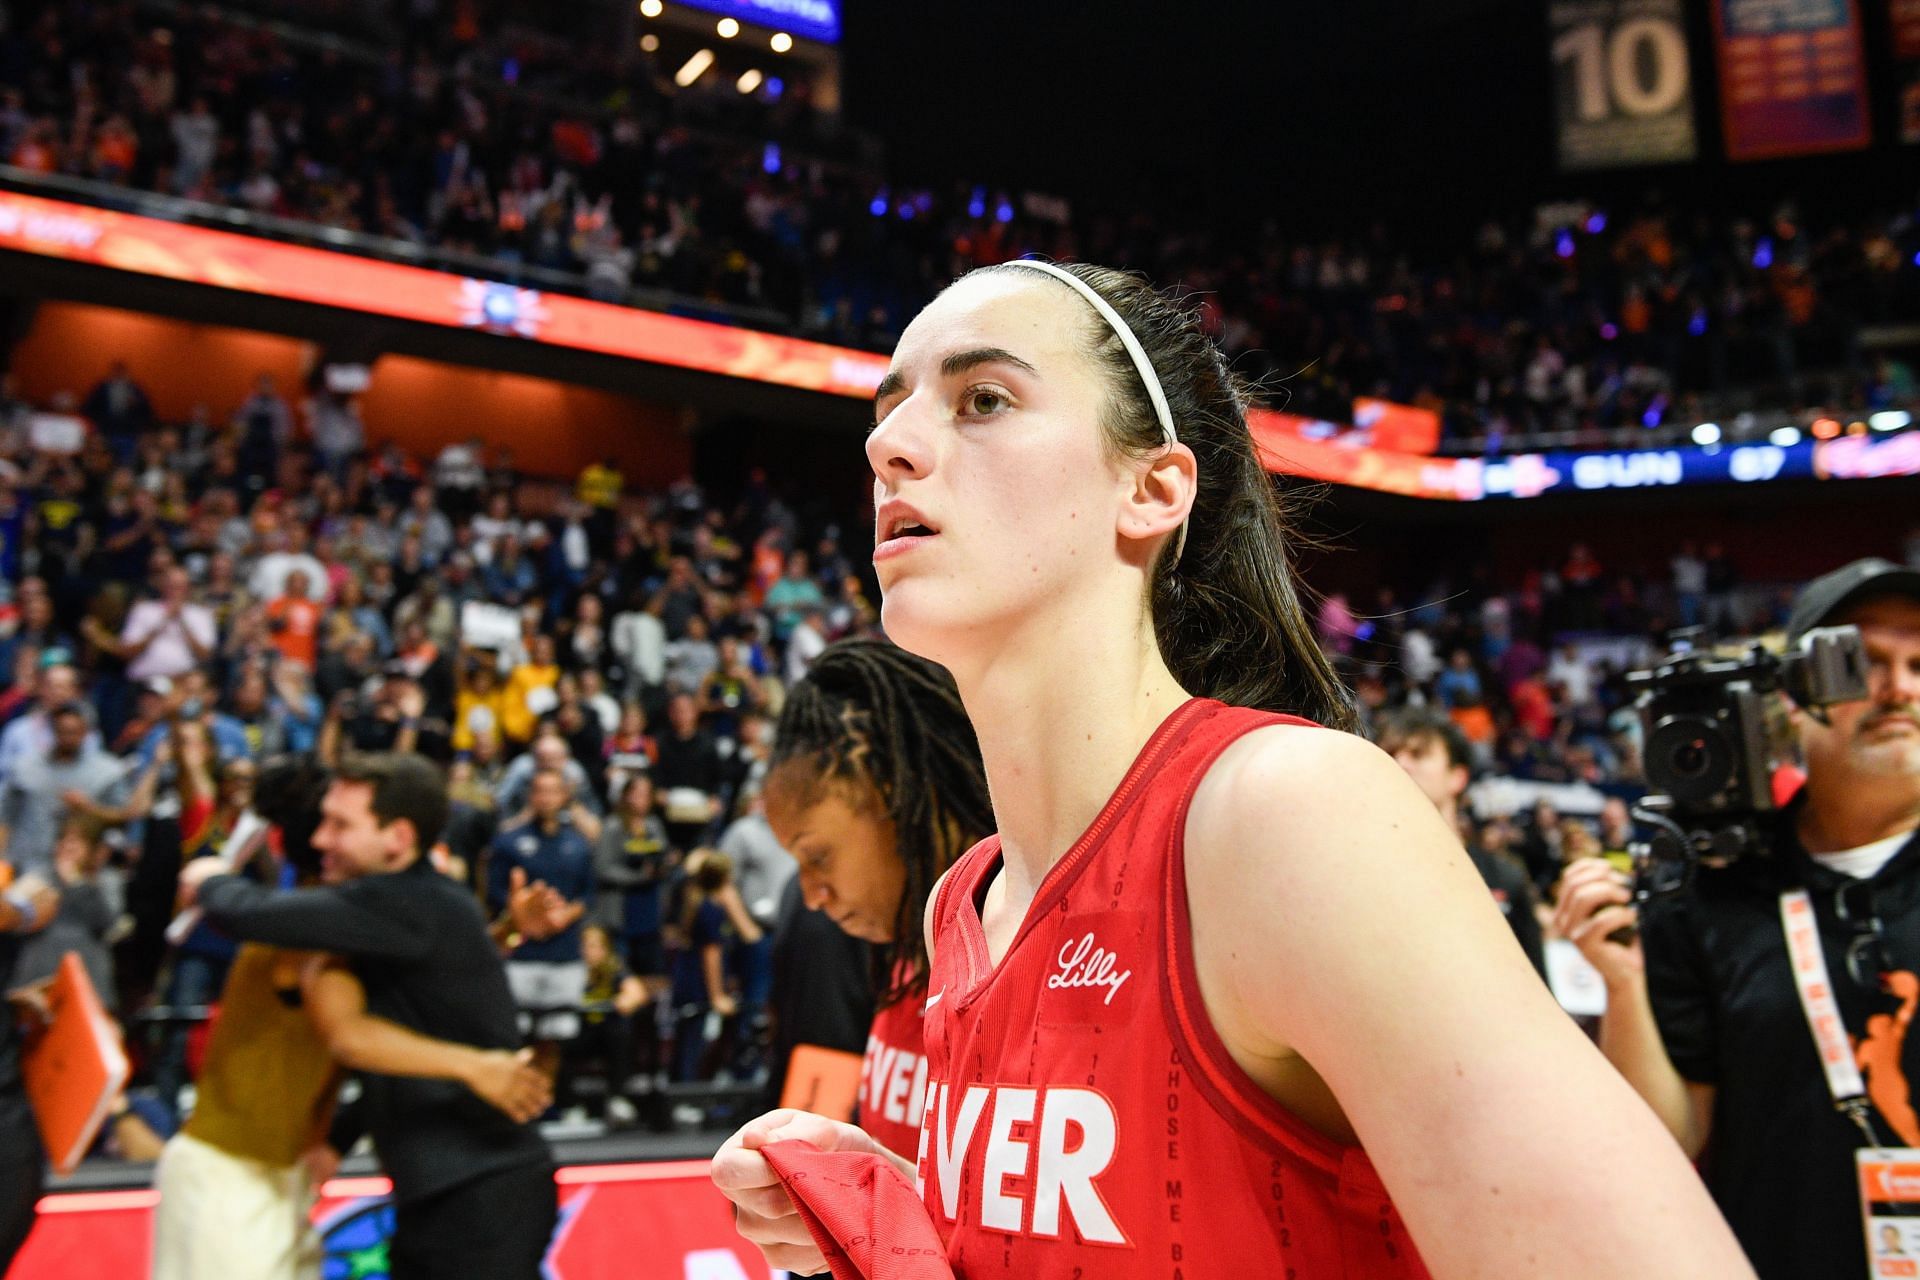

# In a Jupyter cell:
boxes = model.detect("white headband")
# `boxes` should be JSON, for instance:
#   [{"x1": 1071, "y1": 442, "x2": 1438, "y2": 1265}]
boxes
[{"x1": 1002, "y1": 259, "x2": 1189, "y2": 566}]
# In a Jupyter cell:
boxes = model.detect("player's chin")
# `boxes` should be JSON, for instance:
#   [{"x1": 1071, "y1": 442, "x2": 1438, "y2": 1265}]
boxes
[
  {"x1": 847, "y1": 917, "x2": 895, "y2": 944},
  {"x1": 875, "y1": 587, "x2": 976, "y2": 661}
]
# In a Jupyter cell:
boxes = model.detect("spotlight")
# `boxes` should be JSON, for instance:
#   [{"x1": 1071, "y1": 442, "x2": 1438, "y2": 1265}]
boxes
[
  {"x1": 639, "y1": 32, "x2": 659, "y2": 51},
  {"x1": 1768, "y1": 427, "x2": 1801, "y2": 447},
  {"x1": 1691, "y1": 423, "x2": 1721, "y2": 446},
  {"x1": 736, "y1": 68, "x2": 763, "y2": 93},
  {"x1": 639, "y1": 0, "x2": 662, "y2": 16},
  {"x1": 1870, "y1": 410, "x2": 1912, "y2": 432},
  {"x1": 771, "y1": 32, "x2": 793, "y2": 52},
  {"x1": 674, "y1": 48, "x2": 714, "y2": 86},
  {"x1": 717, "y1": 17, "x2": 739, "y2": 37}
]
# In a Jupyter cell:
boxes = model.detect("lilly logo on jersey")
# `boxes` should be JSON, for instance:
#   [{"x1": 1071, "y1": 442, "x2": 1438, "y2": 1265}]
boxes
[
  {"x1": 917, "y1": 1081, "x2": 1128, "y2": 1246},
  {"x1": 1047, "y1": 932, "x2": 1132, "y2": 1005}
]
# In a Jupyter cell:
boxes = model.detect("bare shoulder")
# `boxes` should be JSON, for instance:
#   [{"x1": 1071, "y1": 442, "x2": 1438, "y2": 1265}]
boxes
[
  {"x1": 1182, "y1": 722, "x2": 1504, "y2": 1052},
  {"x1": 1188, "y1": 722, "x2": 1440, "y2": 865}
]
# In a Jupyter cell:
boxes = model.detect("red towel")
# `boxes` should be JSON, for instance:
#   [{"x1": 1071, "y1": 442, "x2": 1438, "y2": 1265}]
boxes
[{"x1": 760, "y1": 1139, "x2": 956, "y2": 1280}]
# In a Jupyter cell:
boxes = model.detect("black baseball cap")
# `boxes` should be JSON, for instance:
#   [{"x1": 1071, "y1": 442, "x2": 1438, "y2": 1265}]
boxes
[{"x1": 1787, "y1": 558, "x2": 1920, "y2": 642}]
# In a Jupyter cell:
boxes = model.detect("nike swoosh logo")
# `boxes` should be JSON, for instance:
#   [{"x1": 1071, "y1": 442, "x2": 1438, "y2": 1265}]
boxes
[{"x1": 924, "y1": 989, "x2": 944, "y2": 1011}]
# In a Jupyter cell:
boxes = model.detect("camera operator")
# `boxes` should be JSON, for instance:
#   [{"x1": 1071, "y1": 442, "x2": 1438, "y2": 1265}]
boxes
[{"x1": 1556, "y1": 558, "x2": 1920, "y2": 1279}]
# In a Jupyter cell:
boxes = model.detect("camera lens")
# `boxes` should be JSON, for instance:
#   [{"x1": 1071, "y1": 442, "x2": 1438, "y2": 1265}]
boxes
[
  {"x1": 1673, "y1": 739, "x2": 1710, "y2": 778},
  {"x1": 1646, "y1": 715, "x2": 1735, "y2": 809}
]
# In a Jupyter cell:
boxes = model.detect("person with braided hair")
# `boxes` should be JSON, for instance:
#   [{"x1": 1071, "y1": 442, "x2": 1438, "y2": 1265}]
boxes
[
  {"x1": 759, "y1": 637, "x2": 992, "y2": 1159},
  {"x1": 715, "y1": 262, "x2": 1753, "y2": 1278}
]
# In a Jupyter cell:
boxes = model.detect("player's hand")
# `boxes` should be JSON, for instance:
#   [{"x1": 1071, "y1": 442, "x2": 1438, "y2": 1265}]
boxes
[
  {"x1": 1552, "y1": 856, "x2": 1644, "y2": 990},
  {"x1": 464, "y1": 1047, "x2": 552, "y2": 1124},
  {"x1": 712, "y1": 1109, "x2": 886, "y2": 1276}
]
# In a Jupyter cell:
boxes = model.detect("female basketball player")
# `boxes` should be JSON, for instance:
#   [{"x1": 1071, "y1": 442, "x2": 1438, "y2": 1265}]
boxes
[
  {"x1": 714, "y1": 263, "x2": 1753, "y2": 1277},
  {"x1": 761, "y1": 639, "x2": 994, "y2": 1157}
]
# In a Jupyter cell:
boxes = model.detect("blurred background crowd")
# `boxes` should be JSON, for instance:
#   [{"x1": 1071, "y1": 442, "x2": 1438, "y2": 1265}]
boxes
[
  {"x1": 2, "y1": 0, "x2": 1915, "y2": 456},
  {"x1": 3, "y1": 344, "x2": 1913, "y2": 1145},
  {"x1": 0, "y1": 0, "x2": 1915, "y2": 1164}
]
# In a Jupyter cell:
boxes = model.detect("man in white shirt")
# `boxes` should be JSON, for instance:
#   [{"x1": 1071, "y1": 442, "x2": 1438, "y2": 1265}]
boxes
[
  {"x1": 783, "y1": 604, "x2": 827, "y2": 687},
  {"x1": 247, "y1": 529, "x2": 329, "y2": 605},
  {"x1": 611, "y1": 600, "x2": 666, "y2": 701},
  {"x1": 122, "y1": 567, "x2": 217, "y2": 683}
]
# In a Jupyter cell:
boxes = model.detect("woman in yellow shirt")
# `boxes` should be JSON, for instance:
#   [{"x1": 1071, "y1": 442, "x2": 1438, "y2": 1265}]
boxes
[
  {"x1": 453, "y1": 659, "x2": 511, "y2": 753},
  {"x1": 500, "y1": 634, "x2": 561, "y2": 745}
]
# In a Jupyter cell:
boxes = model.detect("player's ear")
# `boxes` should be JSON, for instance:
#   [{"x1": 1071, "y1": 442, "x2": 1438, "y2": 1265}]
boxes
[{"x1": 386, "y1": 817, "x2": 419, "y2": 868}]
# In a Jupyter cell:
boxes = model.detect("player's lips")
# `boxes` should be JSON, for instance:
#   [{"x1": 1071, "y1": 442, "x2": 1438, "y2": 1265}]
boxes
[{"x1": 874, "y1": 498, "x2": 940, "y2": 562}]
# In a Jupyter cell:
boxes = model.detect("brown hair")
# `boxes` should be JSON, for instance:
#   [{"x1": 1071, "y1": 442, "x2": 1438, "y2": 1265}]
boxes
[
  {"x1": 974, "y1": 262, "x2": 1355, "y2": 731},
  {"x1": 679, "y1": 848, "x2": 734, "y2": 932},
  {"x1": 333, "y1": 753, "x2": 450, "y2": 854}
]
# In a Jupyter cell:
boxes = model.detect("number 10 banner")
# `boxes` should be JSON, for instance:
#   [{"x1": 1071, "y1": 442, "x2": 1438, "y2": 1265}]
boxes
[{"x1": 1551, "y1": 0, "x2": 1699, "y2": 170}]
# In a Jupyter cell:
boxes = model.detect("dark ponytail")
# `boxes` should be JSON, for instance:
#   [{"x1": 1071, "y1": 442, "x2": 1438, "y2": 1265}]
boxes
[
  {"x1": 978, "y1": 262, "x2": 1356, "y2": 732},
  {"x1": 767, "y1": 639, "x2": 995, "y2": 1007}
]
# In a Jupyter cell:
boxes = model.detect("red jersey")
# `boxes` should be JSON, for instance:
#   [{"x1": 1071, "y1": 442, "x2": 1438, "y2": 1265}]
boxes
[
  {"x1": 915, "y1": 698, "x2": 1430, "y2": 1278},
  {"x1": 860, "y1": 993, "x2": 931, "y2": 1161}
]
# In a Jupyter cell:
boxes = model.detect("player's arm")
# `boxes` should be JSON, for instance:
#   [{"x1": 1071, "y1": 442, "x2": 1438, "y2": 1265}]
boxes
[
  {"x1": 1187, "y1": 727, "x2": 1753, "y2": 1280},
  {"x1": 301, "y1": 960, "x2": 549, "y2": 1123},
  {"x1": 1553, "y1": 857, "x2": 1717, "y2": 1157}
]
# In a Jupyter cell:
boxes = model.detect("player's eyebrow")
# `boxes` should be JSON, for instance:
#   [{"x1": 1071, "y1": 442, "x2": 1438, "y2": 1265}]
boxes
[
  {"x1": 938, "y1": 347, "x2": 1037, "y2": 380},
  {"x1": 873, "y1": 347, "x2": 1039, "y2": 417}
]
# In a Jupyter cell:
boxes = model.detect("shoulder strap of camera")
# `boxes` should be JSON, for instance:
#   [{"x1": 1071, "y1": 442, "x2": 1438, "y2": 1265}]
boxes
[{"x1": 1780, "y1": 888, "x2": 1882, "y2": 1147}]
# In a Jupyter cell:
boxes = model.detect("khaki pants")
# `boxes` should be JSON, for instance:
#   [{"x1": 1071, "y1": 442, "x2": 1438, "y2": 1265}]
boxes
[{"x1": 152, "y1": 1132, "x2": 320, "y2": 1280}]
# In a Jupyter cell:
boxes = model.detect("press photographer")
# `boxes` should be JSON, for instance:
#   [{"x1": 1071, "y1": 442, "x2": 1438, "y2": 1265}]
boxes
[{"x1": 1555, "y1": 557, "x2": 1920, "y2": 1280}]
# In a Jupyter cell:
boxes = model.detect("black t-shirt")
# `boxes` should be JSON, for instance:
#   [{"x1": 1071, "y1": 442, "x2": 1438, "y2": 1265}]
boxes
[
  {"x1": 764, "y1": 876, "x2": 873, "y2": 1110},
  {"x1": 1643, "y1": 816, "x2": 1920, "y2": 1280},
  {"x1": 344, "y1": 712, "x2": 451, "y2": 762},
  {"x1": 1466, "y1": 843, "x2": 1545, "y2": 978},
  {"x1": 655, "y1": 729, "x2": 725, "y2": 796}
]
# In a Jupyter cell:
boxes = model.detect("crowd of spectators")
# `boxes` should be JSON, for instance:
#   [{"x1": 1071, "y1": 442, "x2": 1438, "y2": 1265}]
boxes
[
  {"x1": 0, "y1": 0, "x2": 1918, "y2": 1152},
  {"x1": 3, "y1": 0, "x2": 1916, "y2": 452},
  {"x1": 2, "y1": 346, "x2": 1919, "y2": 1150},
  {"x1": 0, "y1": 352, "x2": 873, "y2": 1138}
]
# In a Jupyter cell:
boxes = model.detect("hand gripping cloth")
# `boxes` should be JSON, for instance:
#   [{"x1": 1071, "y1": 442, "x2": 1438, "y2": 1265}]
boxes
[{"x1": 759, "y1": 1139, "x2": 956, "y2": 1280}]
